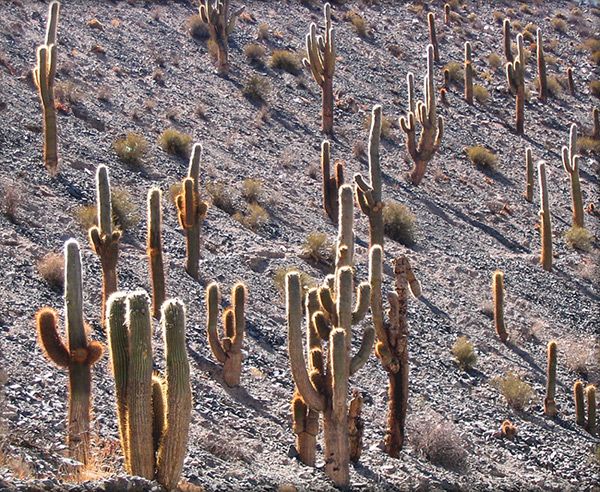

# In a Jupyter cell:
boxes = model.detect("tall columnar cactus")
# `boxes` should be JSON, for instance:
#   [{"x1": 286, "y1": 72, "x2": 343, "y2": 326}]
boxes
[
  {"x1": 36, "y1": 239, "x2": 104, "y2": 466},
  {"x1": 370, "y1": 246, "x2": 421, "y2": 457},
  {"x1": 335, "y1": 185, "x2": 355, "y2": 270},
  {"x1": 147, "y1": 188, "x2": 165, "y2": 319},
  {"x1": 199, "y1": 0, "x2": 244, "y2": 74},
  {"x1": 492, "y1": 271, "x2": 508, "y2": 342},
  {"x1": 525, "y1": 147, "x2": 534, "y2": 203},
  {"x1": 400, "y1": 45, "x2": 444, "y2": 186},
  {"x1": 33, "y1": 1, "x2": 60, "y2": 176},
  {"x1": 427, "y1": 13, "x2": 439, "y2": 63},
  {"x1": 593, "y1": 107, "x2": 599, "y2": 139},
  {"x1": 561, "y1": 124, "x2": 584, "y2": 228},
  {"x1": 574, "y1": 381, "x2": 585, "y2": 427},
  {"x1": 303, "y1": 3, "x2": 336, "y2": 135},
  {"x1": 354, "y1": 104, "x2": 384, "y2": 249},
  {"x1": 567, "y1": 68, "x2": 575, "y2": 96},
  {"x1": 587, "y1": 385, "x2": 597, "y2": 436},
  {"x1": 348, "y1": 389, "x2": 364, "y2": 463},
  {"x1": 89, "y1": 165, "x2": 121, "y2": 327},
  {"x1": 506, "y1": 33, "x2": 525, "y2": 134},
  {"x1": 544, "y1": 341, "x2": 558, "y2": 416},
  {"x1": 536, "y1": 29, "x2": 547, "y2": 102},
  {"x1": 107, "y1": 292, "x2": 192, "y2": 489},
  {"x1": 444, "y1": 4, "x2": 450, "y2": 25},
  {"x1": 176, "y1": 144, "x2": 208, "y2": 280},
  {"x1": 321, "y1": 140, "x2": 344, "y2": 223},
  {"x1": 464, "y1": 42, "x2": 473, "y2": 104},
  {"x1": 503, "y1": 19, "x2": 513, "y2": 63},
  {"x1": 206, "y1": 282, "x2": 247, "y2": 387},
  {"x1": 538, "y1": 161, "x2": 553, "y2": 271}
]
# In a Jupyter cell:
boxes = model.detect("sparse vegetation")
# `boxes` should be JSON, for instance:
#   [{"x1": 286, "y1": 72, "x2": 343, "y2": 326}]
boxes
[
  {"x1": 244, "y1": 43, "x2": 266, "y2": 64},
  {"x1": 452, "y1": 336, "x2": 477, "y2": 370},
  {"x1": 578, "y1": 137, "x2": 600, "y2": 154},
  {"x1": 234, "y1": 203, "x2": 269, "y2": 231},
  {"x1": 546, "y1": 76, "x2": 563, "y2": 97},
  {"x1": 590, "y1": 81, "x2": 600, "y2": 98},
  {"x1": 551, "y1": 16, "x2": 567, "y2": 32},
  {"x1": 345, "y1": 10, "x2": 369, "y2": 37},
  {"x1": 488, "y1": 53, "x2": 502, "y2": 69},
  {"x1": 410, "y1": 414, "x2": 468, "y2": 470},
  {"x1": 466, "y1": 146, "x2": 498, "y2": 170},
  {"x1": 493, "y1": 371, "x2": 534, "y2": 411},
  {"x1": 37, "y1": 252, "x2": 64, "y2": 291},
  {"x1": 257, "y1": 22, "x2": 269, "y2": 40},
  {"x1": 242, "y1": 75, "x2": 270, "y2": 103},
  {"x1": 444, "y1": 61, "x2": 463, "y2": 83},
  {"x1": 564, "y1": 226, "x2": 593, "y2": 251},
  {"x1": 300, "y1": 232, "x2": 333, "y2": 265},
  {"x1": 364, "y1": 112, "x2": 393, "y2": 139},
  {"x1": 270, "y1": 50, "x2": 301, "y2": 75},
  {"x1": 473, "y1": 85, "x2": 490, "y2": 104},
  {"x1": 273, "y1": 266, "x2": 316, "y2": 296},
  {"x1": 188, "y1": 15, "x2": 209, "y2": 39},
  {"x1": 76, "y1": 188, "x2": 139, "y2": 233},
  {"x1": 158, "y1": 128, "x2": 192, "y2": 158},
  {"x1": 113, "y1": 132, "x2": 148, "y2": 167},
  {"x1": 1, "y1": 181, "x2": 18, "y2": 223},
  {"x1": 241, "y1": 178, "x2": 263, "y2": 203},
  {"x1": 207, "y1": 181, "x2": 236, "y2": 215},
  {"x1": 383, "y1": 202, "x2": 416, "y2": 246}
]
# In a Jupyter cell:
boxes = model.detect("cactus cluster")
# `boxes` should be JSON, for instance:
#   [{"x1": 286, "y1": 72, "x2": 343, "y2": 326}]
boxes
[
  {"x1": 320, "y1": 140, "x2": 344, "y2": 223},
  {"x1": 505, "y1": 32, "x2": 526, "y2": 134},
  {"x1": 574, "y1": 381, "x2": 597, "y2": 436},
  {"x1": 561, "y1": 124, "x2": 584, "y2": 229}
]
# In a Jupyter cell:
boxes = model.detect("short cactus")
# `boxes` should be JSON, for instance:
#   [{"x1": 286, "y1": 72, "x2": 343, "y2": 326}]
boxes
[
  {"x1": 321, "y1": 140, "x2": 344, "y2": 223},
  {"x1": 544, "y1": 341, "x2": 558, "y2": 417},
  {"x1": 538, "y1": 161, "x2": 553, "y2": 271},
  {"x1": 505, "y1": 33, "x2": 525, "y2": 134},
  {"x1": 561, "y1": 124, "x2": 584, "y2": 228},
  {"x1": 587, "y1": 385, "x2": 597, "y2": 436},
  {"x1": 524, "y1": 148, "x2": 533, "y2": 203},
  {"x1": 88, "y1": 165, "x2": 121, "y2": 327},
  {"x1": 500, "y1": 419, "x2": 517, "y2": 439},
  {"x1": 206, "y1": 282, "x2": 247, "y2": 387},
  {"x1": 574, "y1": 380, "x2": 585, "y2": 427},
  {"x1": 492, "y1": 271, "x2": 508, "y2": 342},
  {"x1": 427, "y1": 13, "x2": 439, "y2": 63},
  {"x1": 147, "y1": 188, "x2": 165, "y2": 319},
  {"x1": 536, "y1": 29, "x2": 548, "y2": 102},
  {"x1": 176, "y1": 144, "x2": 208, "y2": 280},
  {"x1": 33, "y1": 1, "x2": 60, "y2": 176},
  {"x1": 36, "y1": 239, "x2": 104, "y2": 466},
  {"x1": 464, "y1": 42, "x2": 473, "y2": 104},
  {"x1": 303, "y1": 3, "x2": 336, "y2": 135}
]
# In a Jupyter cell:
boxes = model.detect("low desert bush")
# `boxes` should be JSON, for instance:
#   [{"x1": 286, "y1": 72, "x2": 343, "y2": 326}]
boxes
[
  {"x1": 452, "y1": 336, "x2": 477, "y2": 370},
  {"x1": 301, "y1": 232, "x2": 334, "y2": 265},
  {"x1": 244, "y1": 43, "x2": 266, "y2": 64},
  {"x1": 383, "y1": 202, "x2": 416, "y2": 246},
  {"x1": 590, "y1": 81, "x2": 600, "y2": 98},
  {"x1": 409, "y1": 413, "x2": 468, "y2": 469},
  {"x1": 76, "y1": 188, "x2": 139, "y2": 233},
  {"x1": 38, "y1": 252, "x2": 64, "y2": 291},
  {"x1": 564, "y1": 226, "x2": 593, "y2": 251},
  {"x1": 444, "y1": 61, "x2": 463, "y2": 83},
  {"x1": 242, "y1": 75, "x2": 270, "y2": 103},
  {"x1": 158, "y1": 128, "x2": 192, "y2": 158},
  {"x1": 241, "y1": 178, "x2": 263, "y2": 203},
  {"x1": 345, "y1": 10, "x2": 369, "y2": 37},
  {"x1": 273, "y1": 266, "x2": 316, "y2": 297},
  {"x1": 473, "y1": 85, "x2": 490, "y2": 104},
  {"x1": 492, "y1": 371, "x2": 534, "y2": 410},
  {"x1": 488, "y1": 53, "x2": 502, "y2": 70},
  {"x1": 578, "y1": 137, "x2": 600, "y2": 154},
  {"x1": 234, "y1": 203, "x2": 269, "y2": 231},
  {"x1": 466, "y1": 146, "x2": 497, "y2": 170},
  {"x1": 188, "y1": 15, "x2": 209, "y2": 39},
  {"x1": 206, "y1": 181, "x2": 236, "y2": 215},
  {"x1": 270, "y1": 50, "x2": 301, "y2": 75},
  {"x1": 113, "y1": 132, "x2": 148, "y2": 167}
]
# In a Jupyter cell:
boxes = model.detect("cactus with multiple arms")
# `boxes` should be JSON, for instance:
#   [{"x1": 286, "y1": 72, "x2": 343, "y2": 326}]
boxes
[
  {"x1": 561, "y1": 124, "x2": 584, "y2": 228},
  {"x1": 536, "y1": 29, "x2": 548, "y2": 102},
  {"x1": 176, "y1": 144, "x2": 208, "y2": 280},
  {"x1": 303, "y1": 3, "x2": 336, "y2": 135},
  {"x1": 199, "y1": 0, "x2": 244, "y2": 74},
  {"x1": 354, "y1": 105, "x2": 384, "y2": 249},
  {"x1": 89, "y1": 165, "x2": 121, "y2": 327},
  {"x1": 544, "y1": 341, "x2": 558, "y2": 416},
  {"x1": 33, "y1": 1, "x2": 60, "y2": 176},
  {"x1": 505, "y1": 33, "x2": 525, "y2": 134},
  {"x1": 525, "y1": 148, "x2": 533, "y2": 202},
  {"x1": 492, "y1": 271, "x2": 508, "y2": 342},
  {"x1": 147, "y1": 188, "x2": 165, "y2": 319},
  {"x1": 36, "y1": 239, "x2": 104, "y2": 466},
  {"x1": 464, "y1": 42, "x2": 473, "y2": 104},
  {"x1": 400, "y1": 45, "x2": 444, "y2": 186},
  {"x1": 427, "y1": 13, "x2": 439, "y2": 63},
  {"x1": 206, "y1": 282, "x2": 247, "y2": 387},
  {"x1": 107, "y1": 292, "x2": 192, "y2": 489},
  {"x1": 538, "y1": 161, "x2": 552, "y2": 271},
  {"x1": 321, "y1": 140, "x2": 344, "y2": 223}
]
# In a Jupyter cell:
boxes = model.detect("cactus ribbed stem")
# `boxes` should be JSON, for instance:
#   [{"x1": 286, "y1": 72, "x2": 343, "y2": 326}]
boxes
[
  {"x1": 538, "y1": 161, "x2": 553, "y2": 271},
  {"x1": 444, "y1": 4, "x2": 450, "y2": 25},
  {"x1": 464, "y1": 42, "x2": 473, "y2": 105},
  {"x1": 562, "y1": 124, "x2": 584, "y2": 228},
  {"x1": 428, "y1": 13, "x2": 439, "y2": 63},
  {"x1": 147, "y1": 188, "x2": 165, "y2": 319},
  {"x1": 199, "y1": 0, "x2": 243, "y2": 74},
  {"x1": 321, "y1": 140, "x2": 344, "y2": 223},
  {"x1": 492, "y1": 271, "x2": 508, "y2": 342},
  {"x1": 525, "y1": 148, "x2": 534, "y2": 202},
  {"x1": 335, "y1": 185, "x2": 354, "y2": 270},
  {"x1": 574, "y1": 381, "x2": 585, "y2": 427},
  {"x1": 544, "y1": 341, "x2": 558, "y2": 416},
  {"x1": 503, "y1": 19, "x2": 513, "y2": 63}
]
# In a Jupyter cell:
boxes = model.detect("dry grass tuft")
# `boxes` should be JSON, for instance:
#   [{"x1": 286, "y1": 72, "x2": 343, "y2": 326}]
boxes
[
  {"x1": 383, "y1": 202, "x2": 416, "y2": 246},
  {"x1": 113, "y1": 132, "x2": 148, "y2": 167},
  {"x1": 188, "y1": 15, "x2": 209, "y2": 39},
  {"x1": 234, "y1": 203, "x2": 269, "y2": 231},
  {"x1": 345, "y1": 10, "x2": 369, "y2": 37},
  {"x1": 207, "y1": 181, "x2": 236, "y2": 215},
  {"x1": 300, "y1": 232, "x2": 334, "y2": 265},
  {"x1": 273, "y1": 267, "x2": 316, "y2": 297},
  {"x1": 466, "y1": 146, "x2": 497, "y2": 170},
  {"x1": 492, "y1": 371, "x2": 534, "y2": 410},
  {"x1": 76, "y1": 188, "x2": 139, "y2": 233},
  {"x1": 241, "y1": 178, "x2": 264, "y2": 203},
  {"x1": 473, "y1": 85, "x2": 490, "y2": 104},
  {"x1": 38, "y1": 252, "x2": 64, "y2": 291},
  {"x1": 244, "y1": 43, "x2": 266, "y2": 64},
  {"x1": 270, "y1": 50, "x2": 301, "y2": 75},
  {"x1": 243, "y1": 75, "x2": 270, "y2": 103},
  {"x1": 158, "y1": 128, "x2": 192, "y2": 158},
  {"x1": 564, "y1": 226, "x2": 593, "y2": 251},
  {"x1": 452, "y1": 336, "x2": 477, "y2": 370}
]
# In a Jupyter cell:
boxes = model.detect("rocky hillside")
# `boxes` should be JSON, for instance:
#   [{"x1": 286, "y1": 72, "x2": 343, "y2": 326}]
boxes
[{"x1": 0, "y1": 0, "x2": 599, "y2": 490}]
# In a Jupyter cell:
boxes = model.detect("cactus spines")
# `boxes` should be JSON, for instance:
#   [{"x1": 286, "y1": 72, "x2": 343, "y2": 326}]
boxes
[
  {"x1": 593, "y1": 107, "x2": 599, "y2": 140},
  {"x1": 303, "y1": 3, "x2": 336, "y2": 135},
  {"x1": 199, "y1": 0, "x2": 244, "y2": 75},
  {"x1": 506, "y1": 33, "x2": 525, "y2": 134},
  {"x1": 36, "y1": 239, "x2": 104, "y2": 466},
  {"x1": 321, "y1": 140, "x2": 344, "y2": 223},
  {"x1": 156, "y1": 299, "x2": 192, "y2": 490},
  {"x1": 525, "y1": 148, "x2": 534, "y2": 202},
  {"x1": 500, "y1": 419, "x2": 518, "y2": 439},
  {"x1": 89, "y1": 165, "x2": 121, "y2": 327},
  {"x1": 354, "y1": 104, "x2": 384, "y2": 249},
  {"x1": 444, "y1": 3, "x2": 450, "y2": 25},
  {"x1": 492, "y1": 271, "x2": 508, "y2": 343},
  {"x1": 33, "y1": 1, "x2": 60, "y2": 176},
  {"x1": 336, "y1": 185, "x2": 355, "y2": 270},
  {"x1": 538, "y1": 161, "x2": 553, "y2": 271},
  {"x1": 562, "y1": 124, "x2": 584, "y2": 228},
  {"x1": 348, "y1": 389, "x2": 364, "y2": 463},
  {"x1": 503, "y1": 19, "x2": 513, "y2": 63},
  {"x1": 176, "y1": 144, "x2": 208, "y2": 280},
  {"x1": 427, "y1": 13, "x2": 439, "y2": 63},
  {"x1": 536, "y1": 29, "x2": 548, "y2": 102},
  {"x1": 544, "y1": 340, "x2": 558, "y2": 417},
  {"x1": 587, "y1": 385, "x2": 597, "y2": 436},
  {"x1": 147, "y1": 188, "x2": 165, "y2": 319},
  {"x1": 400, "y1": 45, "x2": 444, "y2": 186},
  {"x1": 464, "y1": 42, "x2": 474, "y2": 104},
  {"x1": 574, "y1": 381, "x2": 585, "y2": 427},
  {"x1": 206, "y1": 282, "x2": 246, "y2": 387},
  {"x1": 567, "y1": 67, "x2": 575, "y2": 95}
]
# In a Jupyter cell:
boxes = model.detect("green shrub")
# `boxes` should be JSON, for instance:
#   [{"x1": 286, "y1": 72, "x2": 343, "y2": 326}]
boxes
[
  {"x1": 241, "y1": 178, "x2": 264, "y2": 203},
  {"x1": 466, "y1": 146, "x2": 497, "y2": 170},
  {"x1": 492, "y1": 371, "x2": 534, "y2": 410},
  {"x1": 452, "y1": 336, "x2": 477, "y2": 370},
  {"x1": 443, "y1": 61, "x2": 463, "y2": 83},
  {"x1": 270, "y1": 50, "x2": 301, "y2": 75},
  {"x1": 242, "y1": 75, "x2": 270, "y2": 103},
  {"x1": 473, "y1": 85, "x2": 490, "y2": 104},
  {"x1": 113, "y1": 132, "x2": 148, "y2": 167},
  {"x1": 158, "y1": 128, "x2": 192, "y2": 158},
  {"x1": 383, "y1": 202, "x2": 416, "y2": 246}
]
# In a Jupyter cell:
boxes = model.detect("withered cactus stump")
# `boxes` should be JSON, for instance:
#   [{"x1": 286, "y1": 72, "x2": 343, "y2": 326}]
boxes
[{"x1": 348, "y1": 389, "x2": 364, "y2": 463}]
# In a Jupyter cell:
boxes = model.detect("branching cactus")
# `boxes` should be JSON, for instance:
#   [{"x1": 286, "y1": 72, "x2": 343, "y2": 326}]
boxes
[
  {"x1": 587, "y1": 385, "x2": 597, "y2": 436},
  {"x1": 355, "y1": 105, "x2": 384, "y2": 249},
  {"x1": 370, "y1": 246, "x2": 421, "y2": 457},
  {"x1": 574, "y1": 380, "x2": 585, "y2": 427},
  {"x1": 33, "y1": 1, "x2": 60, "y2": 176},
  {"x1": 147, "y1": 188, "x2": 165, "y2": 319},
  {"x1": 536, "y1": 29, "x2": 548, "y2": 102},
  {"x1": 427, "y1": 13, "x2": 439, "y2": 63},
  {"x1": 464, "y1": 42, "x2": 473, "y2": 104},
  {"x1": 544, "y1": 341, "x2": 558, "y2": 416},
  {"x1": 492, "y1": 271, "x2": 508, "y2": 342},
  {"x1": 303, "y1": 3, "x2": 336, "y2": 135},
  {"x1": 538, "y1": 161, "x2": 553, "y2": 271},
  {"x1": 89, "y1": 165, "x2": 121, "y2": 327},
  {"x1": 206, "y1": 282, "x2": 247, "y2": 387},
  {"x1": 503, "y1": 19, "x2": 513, "y2": 63},
  {"x1": 525, "y1": 148, "x2": 533, "y2": 203},
  {"x1": 199, "y1": 0, "x2": 244, "y2": 74},
  {"x1": 505, "y1": 33, "x2": 525, "y2": 134},
  {"x1": 107, "y1": 292, "x2": 192, "y2": 489},
  {"x1": 36, "y1": 239, "x2": 104, "y2": 466},
  {"x1": 321, "y1": 140, "x2": 344, "y2": 223},
  {"x1": 400, "y1": 45, "x2": 444, "y2": 186},
  {"x1": 176, "y1": 144, "x2": 208, "y2": 280},
  {"x1": 348, "y1": 389, "x2": 364, "y2": 463},
  {"x1": 561, "y1": 124, "x2": 584, "y2": 228}
]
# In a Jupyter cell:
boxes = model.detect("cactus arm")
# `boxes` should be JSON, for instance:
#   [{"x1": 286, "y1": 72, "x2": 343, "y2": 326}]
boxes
[
  {"x1": 36, "y1": 308, "x2": 70, "y2": 368},
  {"x1": 147, "y1": 188, "x2": 166, "y2": 319},
  {"x1": 313, "y1": 311, "x2": 331, "y2": 340},
  {"x1": 330, "y1": 328, "x2": 348, "y2": 421},
  {"x1": 538, "y1": 161, "x2": 553, "y2": 271},
  {"x1": 231, "y1": 282, "x2": 246, "y2": 349},
  {"x1": 574, "y1": 381, "x2": 585, "y2": 427},
  {"x1": 336, "y1": 185, "x2": 354, "y2": 269},
  {"x1": 318, "y1": 285, "x2": 336, "y2": 319},
  {"x1": 152, "y1": 374, "x2": 165, "y2": 455},
  {"x1": 206, "y1": 283, "x2": 227, "y2": 364},
  {"x1": 351, "y1": 282, "x2": 371, "y2": 324},
  {"x1": 492, "y1": 271, "x2": 508, "y2": 342},
  {"x1": 188, "y1": 144, "x2": 202, "y2": 192},
  {"x1": 64, "y1": 240, "x2": 86, "y2": 351},
  {"x1": 349, "y1": 326, "x2": 374, "y2": 376},
  {"x1": 336, "y1": 267, "x2": 353, "y2": 340},
  {"x1": 45, "y1": 2, "x2": 60, "y2": 46},
  {"x1": 368, "y1": 246, "x2": 389, "y2": 352}
]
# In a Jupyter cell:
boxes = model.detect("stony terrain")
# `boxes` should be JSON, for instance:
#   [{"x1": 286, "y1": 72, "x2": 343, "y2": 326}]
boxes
[{"x1": 0, "y1": 0, "x2": 599, "y2": 490}]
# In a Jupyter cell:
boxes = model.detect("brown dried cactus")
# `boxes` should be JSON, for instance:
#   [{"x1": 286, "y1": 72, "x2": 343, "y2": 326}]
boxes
[
  {"x1": 321, "y1": 140, "x2": 344, "y2": 223},
  {"x1": 348, "y1": 389, "x2": 364, "y2": 463}
]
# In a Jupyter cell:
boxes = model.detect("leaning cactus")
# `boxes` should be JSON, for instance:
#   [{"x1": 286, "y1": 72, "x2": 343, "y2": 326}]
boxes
[
  {"x1": 400, "y1": 45, "x2": 444, "y2": 186},
  {"x1": 574, "y1": 380, "x2": 585, "y2": 427},
  {"x1": 89, "y1": 165, "x2": 121, "y2": 327},
  {"x1": 536, "y1": 29, "x2": 548, "y2": 102},
  {"x1": 524, "y1": 147, "x2": 533, "y2": 202},
  {"x1": 303, "y1": 3, "x2": 336, "y2": 135},
  {"x1": 147, "y1": 188, "x2": 165, "y2": 319},
  {"x1": 206, "y1": 282, "x2": 247, "y2": 387},
  {"x1": 505, "y1": 33, "x2": 525, "y2": 134},
  {"x1": 199, "y1": 0, "x2": 244, "y2": 74},
  {"x1": 321, "y1": 140, "x2": 344, "y2": 223},
  {"x1": 492, "y1": 271, "x2": 508, "y2": 342},
  {"x1": 544, "y1": 341, "x2": 558, "y2": 416},
  {"x1": 427, "y1": 13, "x2": 439, "y2": 63},
  {"x1": 33, "y1": 1, "x2": 60, "y2": 176},
  {"x1": 538, "y1": 161, "x2": 553, "y2": 271},
  {"x1": 36, "y1": 239, "x2": 104, "y2": 466},
  {"x1": 107, "y1": 292, "x2": 192, "y2": 489},
  {"x1": 176, "y1": 144, "x2": 208, "y2": 280},
  {"x1": 355, "y1": 105, "x2": 384, "y2": 249},
  {"x1": 561, "y1": 124, "x2": 584, "y2": 228},
  {"x1": 464, "y1": 42, "x2": 473, "y2": 104}
]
